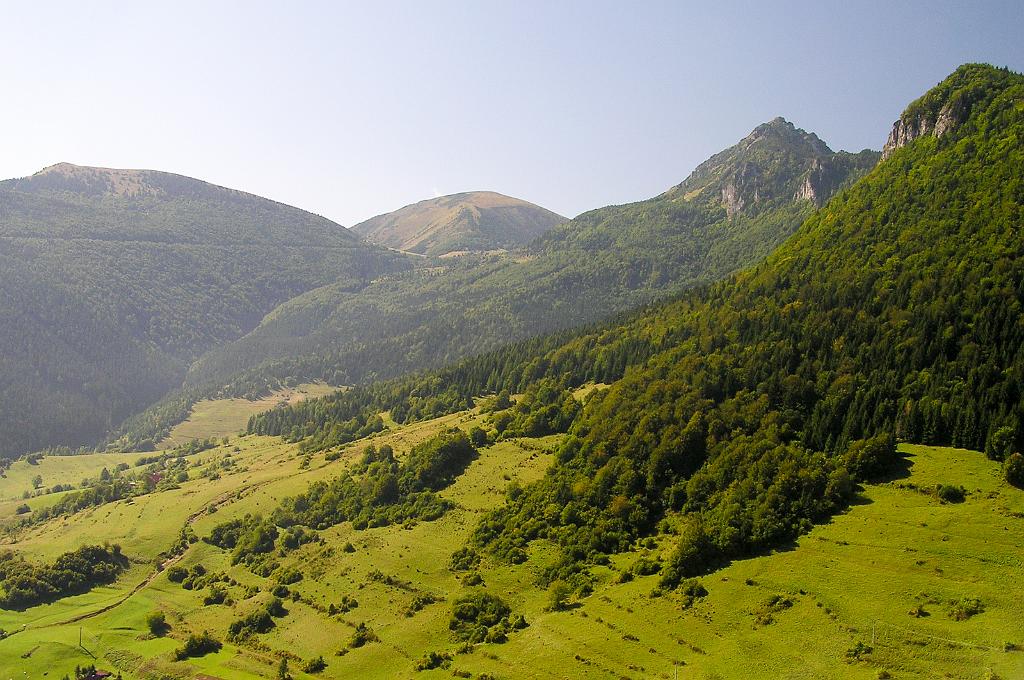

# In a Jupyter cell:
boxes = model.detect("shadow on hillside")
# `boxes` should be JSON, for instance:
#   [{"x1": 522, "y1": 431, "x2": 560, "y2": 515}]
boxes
[{"x1": 869, "y1": 450, "x2": 915, "y2": 484}]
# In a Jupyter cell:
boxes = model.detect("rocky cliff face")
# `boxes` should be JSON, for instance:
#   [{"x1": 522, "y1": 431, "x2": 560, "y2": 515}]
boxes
[
  {"x1": 881, "y1": 98, "x2": 968, "y2": 160},
  {"x1": 877, "y1": 64, "x2": 1010, "y2": 161}
]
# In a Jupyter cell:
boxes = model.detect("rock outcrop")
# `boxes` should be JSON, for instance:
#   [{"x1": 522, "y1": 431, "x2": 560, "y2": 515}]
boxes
[{"x1": 881, "y1": 98, "x2": 968, "y2": 160}]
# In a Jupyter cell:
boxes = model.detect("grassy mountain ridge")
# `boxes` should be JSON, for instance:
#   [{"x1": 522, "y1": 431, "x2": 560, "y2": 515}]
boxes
[
  {"x1": 0, "y1": 165, "x2": 408, "y2": 457},
  {"x1": 0, "y1": 162, "x2": 359, "y2": 245},
  {"x1": 351, "y1": 190, "x2": 566, "y2": 256}
]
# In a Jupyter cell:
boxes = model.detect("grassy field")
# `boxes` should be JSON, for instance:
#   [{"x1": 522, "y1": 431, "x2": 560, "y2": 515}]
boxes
[
  {"x1": 0, "y1": 404, "x2": 1021, "y2": 679},
  {"x1": 159, "y1": 382, "x2": 341, "y2": 448},
  {"x1": 0, "y1": 452, "x2": 150, "y2": 504}
]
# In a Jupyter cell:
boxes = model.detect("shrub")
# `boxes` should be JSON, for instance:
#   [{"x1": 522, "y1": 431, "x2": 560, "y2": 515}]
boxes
[
  {"x1": 754, "y1": 594, "x2": 793, "y2": 626},
  {"x1": 331, "y1": 594, "x2": 358, "y2": 614},
  {"x1": 659, "y1": 520, "x2": 719, "y2": 588},
  {"x1": 450, "y1": 591, "x2": 512, "y2": 643},
  {"x1": 415, "y1": 650, "x2": 452, "y2": 670},
  {"x1": 349, "y1": 622, "x2": 378, "y2": 648},
  {"x1": 165, "y1": 565, "x2": 187, "y2": 583},
  {"x1": 449, "y1": 546, "x2": 480, "y2": 571},
  {"x1": 405, "y1": 593, "x2": 439, "y2": 617},
  {"x1": 948, "y1": 597, "x2": 984, "y2": 621},
  {"x1": 146, "y1": 610, "x2": 168, "y2": 636},
  {"x1": 547, "y1": 580, "x2": 571, "y2": 611},
  {"x1": 266, "y1": 596, "x2": 288, "y2": 617},
  {"x1": 227, "y1": 610, "x2": 274, "y2": 641},
  {"x1": 203, "y1": 586, "x2": 228, "y2": 605},
  {"x1": 935, "y1": 484, "x2": 966, "y2": 503},
  {"x1": 469, "y1": 427, "x2": 490, "y2": 448},
  {"x1": 273, "y1": 566, "x2": 303, "y2": 585},
  {"x1": 15, "y1": 504, "x2": 30, "y2": 515},
  {"x1": 843, "y1": 434, "x2": 898, "y2": 480},
  {"x1": 174, "y1": 630, "x2": 221, "y2": 659},
  {"x1": 630, "y1": 556, "x2": 661, "y2": 576},
  {"x1": 845, "y1": 641, "x2": 872, "y2": 660},
  {"x1": 1004, "y1": 452, "x2": 1024, "y2": 488},
  {"x1": 986, "y1": 426, "x2": 1016, "y2": 461},
  {"x1": 302, "y1": 656, "x2": 327, "y2": 673}
]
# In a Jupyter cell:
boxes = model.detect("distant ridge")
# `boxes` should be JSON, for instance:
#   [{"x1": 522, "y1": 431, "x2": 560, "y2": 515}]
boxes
[
  {"x1": 0, "y1": 162, "x2": 357, "y2": 247},
  {"x1": 0, "y1": 164, "x2": 406, "y2": 457},
  {"x1": 352, "y1": 191, "x2": 566, "y2": 256}
]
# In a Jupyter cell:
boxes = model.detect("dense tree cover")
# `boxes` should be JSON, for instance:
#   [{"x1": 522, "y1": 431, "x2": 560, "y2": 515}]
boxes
[
  {"x1": 0, "y1": 544, "x2": 127, "y2": 609},
  {"x1": 0, "y1": 165, "x2": 407, "y2": 459},
  {"x1": 120, "y1": 120, "x2": 874, "y2": 450},
  {"x1": 489, "y1": 379, "x2": 581, "y2": 438},
  {"x1": 473, "y1": 64, "x2": 1024, "y2": 581},
  {"x1": 271, "y1": 429, "x2": 476, "y2": 529},
  {"x1": 252, "y1": 65, "x2": 1024, "y2": 587}
]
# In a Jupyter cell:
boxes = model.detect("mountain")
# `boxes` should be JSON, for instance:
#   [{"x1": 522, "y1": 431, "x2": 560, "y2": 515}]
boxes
[
  {"x1": 4, "y1": 63, "x2": 1022, "y2": 680},
  {"x1": 351, "y1": 191, "x2": 566, "y2": 256},
  {"x1": 117, "y1": 118, "x2": 877, "y2": 447},
  {"x1": 253, "y1": 63, "x2": 1024, "y2": 582},
  {"x1": 0, "y1": 164, "x2": 408, "y2": 457},
  {"x1": 664, "y1": 116, "x2": 879, "y2": 211}
]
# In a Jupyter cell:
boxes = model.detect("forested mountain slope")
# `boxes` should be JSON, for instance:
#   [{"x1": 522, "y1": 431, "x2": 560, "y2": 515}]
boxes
[
  {"x1": 351, "y1": 190, "x2": 565, "y2": 256},
  {"x1": 251, "y1": 64, "x2": 1024, "y2": 580},
  {"x1": 154, "y1": 118, "x2": 876, "y2": 451},
  {"x1": 0, "y1": 164, "x2": 407, "y2": 458}
]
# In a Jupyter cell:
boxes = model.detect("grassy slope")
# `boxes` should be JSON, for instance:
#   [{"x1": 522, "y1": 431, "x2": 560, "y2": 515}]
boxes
[
  {"x1": 158, "y1": 383, "x2": 341, "y2": 448},
  {"x1": 0, "y1": 452, "x2": 149, "y2": 503},
  {"x1": 0, "y1": 407, "x2": 1020, "y2": 679}
]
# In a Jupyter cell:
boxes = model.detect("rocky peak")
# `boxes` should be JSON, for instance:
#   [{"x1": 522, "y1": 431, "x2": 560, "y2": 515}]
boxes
[
  {"x1": 666, "y1": 118, "x2": 878, "y2": 217},
  {"x1": 742, "y1": 117, "x2": 832, "y2": 156}
]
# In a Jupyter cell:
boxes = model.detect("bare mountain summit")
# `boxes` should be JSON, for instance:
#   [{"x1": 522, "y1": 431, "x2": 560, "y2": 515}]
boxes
[{"x1": 352, "y1": 191, "x2": 565, "y2": 257}]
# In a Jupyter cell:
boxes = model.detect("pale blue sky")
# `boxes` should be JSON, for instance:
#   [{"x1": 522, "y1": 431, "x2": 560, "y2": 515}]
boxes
[{"x1": 1, "y1": 1, "x2": 1021, "y2": 225}]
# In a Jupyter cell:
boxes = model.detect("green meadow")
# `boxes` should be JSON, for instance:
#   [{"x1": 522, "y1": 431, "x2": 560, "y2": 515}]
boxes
[
  {"x1": 159, "y1": 383, "x2": 340, "y2": 448},
  {"x1": 0, "y1": 401, "x2": 1021, "y2": 679}
]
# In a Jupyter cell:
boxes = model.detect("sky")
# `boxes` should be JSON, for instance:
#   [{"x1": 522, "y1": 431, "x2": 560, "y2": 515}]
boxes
[{"x1": 1, "y1": 1, "x2": 1021, "y2": 226}]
